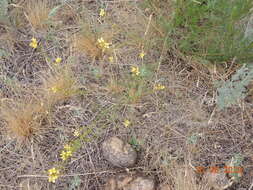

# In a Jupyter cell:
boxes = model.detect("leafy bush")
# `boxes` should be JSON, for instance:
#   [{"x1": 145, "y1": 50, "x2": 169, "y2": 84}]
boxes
[
  {"x1": 217, "y1": 64, "x2": 253, "y2": 109},
  {"x1": 171, "y1": 0, "x2": 253, "y2": 64}
]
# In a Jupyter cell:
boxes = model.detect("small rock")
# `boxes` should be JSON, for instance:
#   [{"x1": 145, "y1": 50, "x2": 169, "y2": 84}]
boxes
[
  {"x1": 104, "y1": 177, "x2": 117, "y2": 190},
  {"x1": 117, "y1": 174, "x2": 134, "y2": 189},
  {"x1": 124, "y1": 176, "x2": 155, "y2": 190},
  {"x1": 158, "y1": 183, "x2": 172, "y2": 190},
  {"x1": 102, "y1": 136, "x2": 137, "y2": 167},
  {"x1": 104, "y1": 174, "x2": 155, "y2": 190},
  {"x1": 205, "y1": 170, "x2": 233, "y2": 190}
]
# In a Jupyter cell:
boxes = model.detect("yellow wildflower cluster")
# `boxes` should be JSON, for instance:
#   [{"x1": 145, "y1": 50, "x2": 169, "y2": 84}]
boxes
[
  {"x1": 51, "y1": 86, "x2": 58, "y2": 93},
  {"x1": 108, "y1": 56, "x2": 114, "y2": 63},
  {"x1": 73, "y1": 129, "x2": 80, "y2": 137},
  {"x1": 54, "y1": 57, "x2": 62, "y2": 64},
  {"x1": 48, "y1": 167, "x2": 60, "y2": 183},
  {"x1": 154, "y1": 84, "x2": 165, "y2": 90},
  {"x1": 123, "y1": 119, "x2": 131, "y2": 127},
  {"x1": 131, "y1": 66, "x2": 140, "y2": 76},
  {"x1": 99, "y1": 8, "x2": 106, "y2": 17},
  {"x1": 29, "y1": 37, "x2": 38, "y2": 49},
  {"x1": 139, "y1": 51, "x2": 145, "y2": 59},
  {"x1": 97, "y1": 37, "x2": 110, "y2": 52},
  {"x1": 60, "y1": 144, "x2": 73, "y2": 161}
]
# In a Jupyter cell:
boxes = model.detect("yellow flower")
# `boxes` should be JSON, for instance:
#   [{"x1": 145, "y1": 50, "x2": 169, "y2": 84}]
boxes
[
  {"x1": 123, "y1": 119, "x2": 131, "y2": 127},
  {"x1": 131, "y1": 66, "x2": 140, "y2": 76},
  {"x1": 29, "y1": 37, "x2": 38, "y2": 49},
  {"x1": 73, "y1": 129, "x2": 80, "y2": 137},
  {"x1": 60, "y1": 144, "x2": 73, "y2": 161},
  {"x1": 55, "y1": 57, "x2": 62, "y2": 64},
  {"x1": 99, "y1": 8, "x2": 106, "y2": 17},
  {"x1": 64, "y1": 144, "x2": 72, "y2": 151},
  {"x1": 51, "y1": 86, "x2": 58, "y2": 93},
  {"x1": 154, "y1": 84, "x2": 165, "y2": 90},
  {"x1": 48, "y1": 168, "x2": 60, "y2": 183},
  {"x1": 112, "y1": 23, "x2": 117, "y2": 28},
  {"x1": 60, "y1": 150, "x2": 72, "y2": 161},
  {"x1": 60, "y1": 151, "x2": 68, "y2": 160},
  {"x1": 97, "y1": 37, "x2": 110, "y2": 52},
  {"x1": 139, "y1": 51, "x2": 145, "y2": 59},
  {"x1": 109, "y1": 56, "x2": 114, "y2": 63}
]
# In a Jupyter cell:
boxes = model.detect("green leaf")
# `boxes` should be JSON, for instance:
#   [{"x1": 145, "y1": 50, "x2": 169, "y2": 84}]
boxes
[
  {"x1": 48, "y1": 5, "x2": 62, "y2": 17},
  {"x1": 129, "y1": 136, "x2": 141, "y2": 151},
  {"x1": 139, "y1": 65, "x2": 152, "y2": 78},
  {"x1": 90, "y1": 66, "x2": 102, "y2": 78},
  {"x1": 0, "y1": 0, "x2": 9, "y2": 24},
  {"x1": 69, "y1": 176, "x2": 81, "y2": 190},
  {"x1": 0, "y1": 48, "x2": 10, "y2": 59},
  {"x1": 0, "y1": 0, "x2": 8, "y2": 17},
  {"x1": 187, "y1": 133, "x2": 202, "y2": 145}
]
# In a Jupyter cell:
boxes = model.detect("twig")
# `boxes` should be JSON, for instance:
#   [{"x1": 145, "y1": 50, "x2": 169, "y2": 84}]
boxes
[
  {"x1": 208, "y1": 106, "x2": 216, "y2": 124},
  {"x1": 18, "y1": 171, "x2": 114, "y2": 179},
  {"x1": 18, "y1": 167, "x2": 146, "y2": 179},
  {"x1": 144, "y1": 14, "x2": 153, "y2": 37},
  {"x1": 0, "y1": 141, "x2": 13, "y2": 154},
  {"x1": 248, "y1": 181, "x2": 253, "y2": 190},
  {"x1": 155, "y1": 33, "x2": 169, "y2": 80}
]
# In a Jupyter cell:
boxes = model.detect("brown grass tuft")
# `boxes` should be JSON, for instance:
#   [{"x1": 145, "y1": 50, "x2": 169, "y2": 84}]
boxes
[
  {"x1": 24, "y1": 0, "x2": 51, "y2": 30},
  {"x1": 40, "y1": 65, "x2": 80, "y2": 107},
  {"x1": 72, "y1": 32, "x2": 102, "y2": 59},
  {"x1": 1, "y1": 99, "x2": 47, "y2": 142},
  {"x1": 0, "y1": 65, "x2": 79, "y2": 142}
]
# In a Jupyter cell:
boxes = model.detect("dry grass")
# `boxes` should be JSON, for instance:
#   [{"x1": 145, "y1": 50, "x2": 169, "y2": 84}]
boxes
[
  {"x1": 0, "y1": 65, "x2": 79, "y2": 142},
  {"x1": 106, "y1": 79, "x2": 124, "y2": 95},
  {"x1": 55, "y1": 4, "x2": 78, "y2": 25},
  {"x1": 0, "y1": 0, "x2": 252, "y2": 189},
  {"x1": 40, "y1": 65, "x2": 80, "y2": 107},
  {"x1": 72, "y1": 32, "x2": 102, "y2": 59},
  {"x1": 24, "y1": 0, "x2": 51, "y2": 30},
  {"x1": 166, "y1": 162, "x2": 210, "y2": 190},
  {"x1": 0, "y1": 29, "x2": 16, "y2": 53},
  {"x1": 0, "y1": 99, "x2": 46, "y2": 142}
]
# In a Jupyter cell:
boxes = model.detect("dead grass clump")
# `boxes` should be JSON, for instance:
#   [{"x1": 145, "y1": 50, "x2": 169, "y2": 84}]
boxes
[
  {"x1": 72, "y1": 32, "x2": 102, "y2": 59},
  {"x1": 0, "y1": 65, "x2": 79, "y2": 142},
  {"x1": 41, "y1": 65, "x2": 79, "y2": 107},
  {"x1": 1, "y1": 100, "x2": 46, "y2": 142},
  {"x1": 24, "y1": 0, "x2": 51, "y2": 30}
]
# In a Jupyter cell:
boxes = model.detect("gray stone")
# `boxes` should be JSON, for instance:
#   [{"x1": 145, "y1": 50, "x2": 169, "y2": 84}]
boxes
[{"x1": 102, "y1": 136, "x2": 137, "y2": 167}]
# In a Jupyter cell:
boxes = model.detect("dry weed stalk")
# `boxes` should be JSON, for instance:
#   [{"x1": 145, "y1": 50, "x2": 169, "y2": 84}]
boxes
[{"x1": 166, "y1": 162, "x2": 210, "y2": 190}]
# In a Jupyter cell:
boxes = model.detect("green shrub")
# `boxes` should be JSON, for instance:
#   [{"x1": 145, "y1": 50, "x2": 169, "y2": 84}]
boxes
[
  {"x1": 171, "y1": 0, "x2": 253, "y2": 64},
  {"x1": 216, "y1": 64, "x2": 253, "y2": 109}
]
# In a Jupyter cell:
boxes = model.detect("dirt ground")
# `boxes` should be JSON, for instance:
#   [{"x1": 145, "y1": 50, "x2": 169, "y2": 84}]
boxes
[{"x1": 0, "y1": 0, "x2": 252, "y2": 189}]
